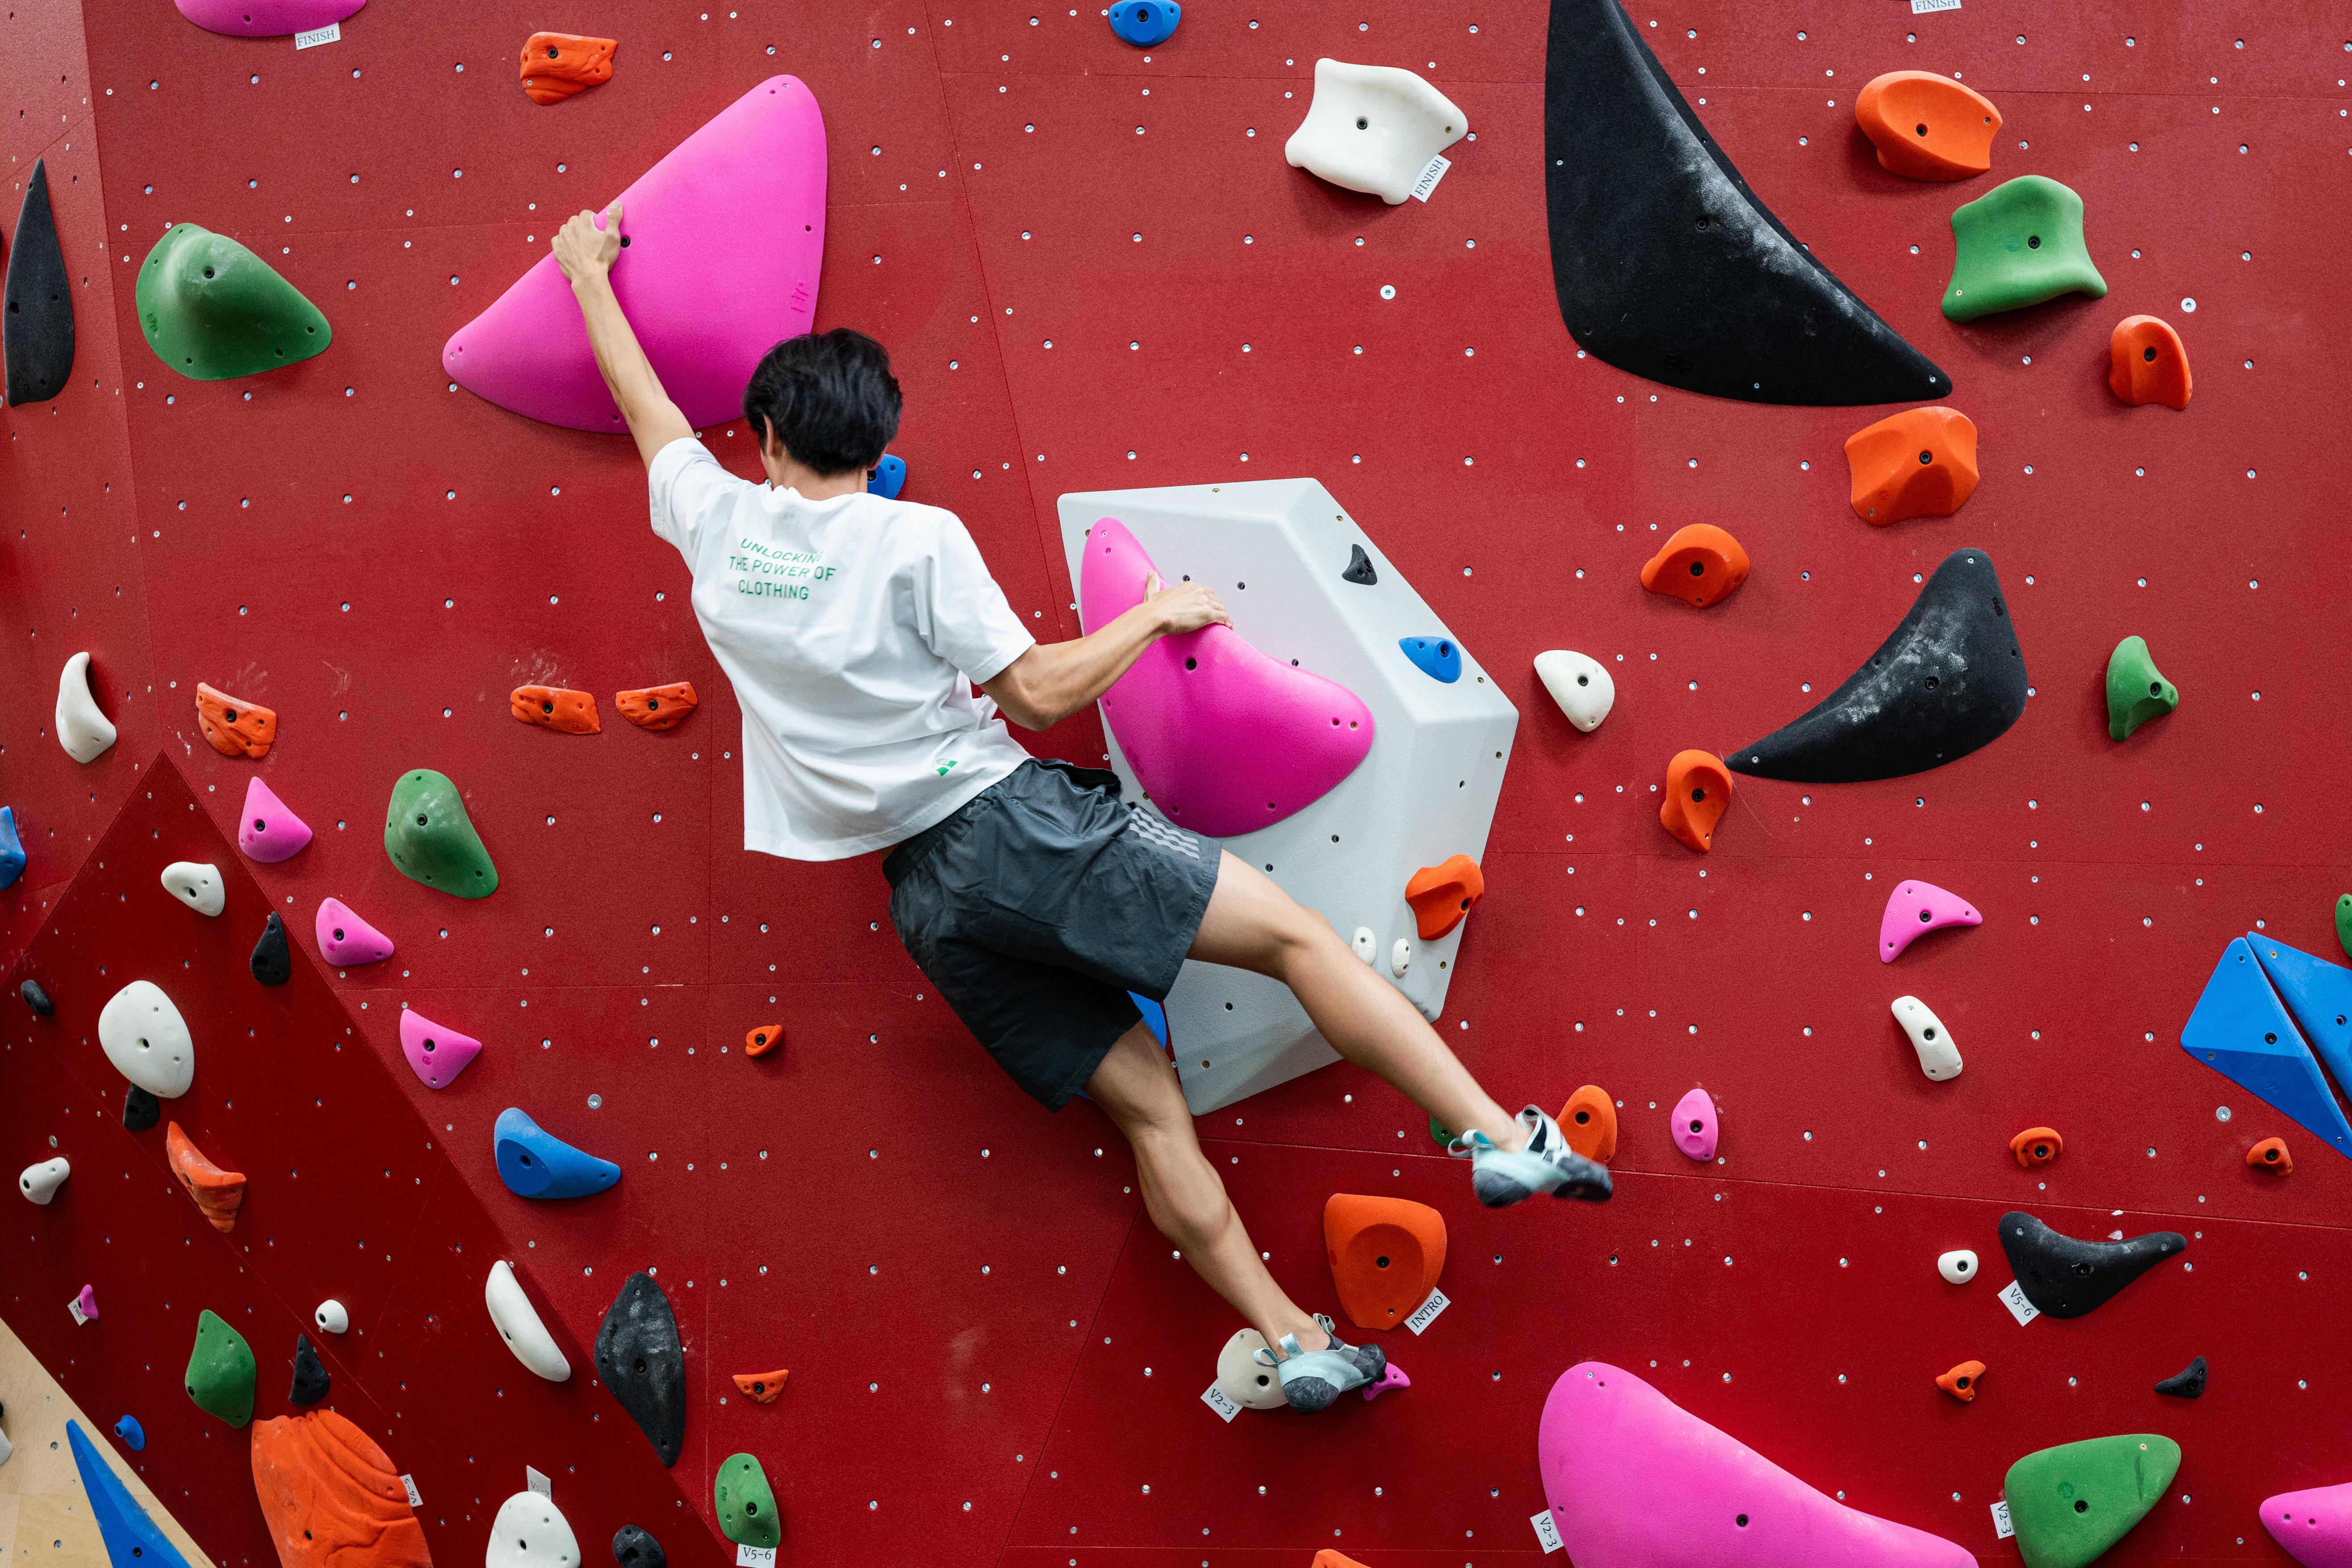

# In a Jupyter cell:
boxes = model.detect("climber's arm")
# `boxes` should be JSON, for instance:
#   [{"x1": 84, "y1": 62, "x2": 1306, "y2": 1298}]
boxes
[
  {"x1": 554, "y1": 202, "x2": 693, "y2": 470},
  {"x1": 982, "y1": 576, "x2": 1230, "y2": 732}
]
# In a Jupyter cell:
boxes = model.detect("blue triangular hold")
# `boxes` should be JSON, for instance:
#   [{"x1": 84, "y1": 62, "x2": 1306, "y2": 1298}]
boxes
[
  {"x1": 2250, "y1": 932, "x2": 2352, "y2": 1099},
  {"x1": 1128, "y1": 992, "x2": 1170, "y2": 1048},
  {"x1": 67, "y1": 1419, "x2": 193, "y2": 1568},
  {"x1": 1399, "y1": 636, "x2": 1462, "y2": 684},
  {"x1": 2180, "y1": 938, "x2": 2352, "y2": 1154},
  {"x1": 0, "y1": 806, "x2": 23, "y2": 889}
]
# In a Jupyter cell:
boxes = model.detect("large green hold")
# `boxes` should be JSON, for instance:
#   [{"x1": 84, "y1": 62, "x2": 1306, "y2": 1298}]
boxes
[
  {"x1": 2004, "y1": 1433, "x2": 2179, "y2": 1568},
  {"x1": 183, "y1": 1309, "x2": 256, "y2": 1428},
  {"x1": 713, "y1": 1452, "x2": 780, "y2": 1548},
  {"x1": 2105, "y1": 636, "x2": 2177, "y2": 741},
  {"x1": 384, "y1": 769, "x2": 498, "y2": 898},
  {"x1": 136, "y1": 224, "x2": 330, "y2": 380},
  {"x1": 1942, "y1": 175, "x2": 2106, "y2": 322}
]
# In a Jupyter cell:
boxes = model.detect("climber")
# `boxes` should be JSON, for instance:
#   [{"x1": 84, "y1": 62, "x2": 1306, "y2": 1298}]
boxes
[{"x1": 554, "y1": 202, "x2": 1608, "y2": 1413}]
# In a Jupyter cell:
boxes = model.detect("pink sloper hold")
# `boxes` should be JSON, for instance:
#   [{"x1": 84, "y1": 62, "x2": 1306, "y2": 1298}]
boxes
[
  {"x1": 315, "y1": 898, "x2": 393, "y2": 967},
  {"x1": 1671, "y1": 1086, "x2": 1717, "y2": 1161},
  {"x1": 1078, "y1": 518, "x2": 1375, "y2": 838},
  {"x1": 2264, "y1": 1482, "x2": 2352, "y2": 1568},
  {"x1": 72, "y1": 1284, "x2": 99, "y2": 1322},
  {"x1": 237, "y1": 777, "x2": 312, "y2": 863},
  {"x1": 442, "y1": 75, "x2": 826, "y2": 432},
  {"x1": 400, "y1": 1009, "x2": 483, "y2": 1091},
  {"x1": 1879, "y1": 878, "x2": 1982, "y2": 962},
  {"x1": 1540, "y1": 1363, "x2": 1975, "y2": 1568},
  {"x1": 175, "y1": 0, "x2": 363, "y2": 38}
]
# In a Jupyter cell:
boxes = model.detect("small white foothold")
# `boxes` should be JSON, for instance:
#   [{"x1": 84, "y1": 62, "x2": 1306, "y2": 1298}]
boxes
[
  {"x1": 486, "y1": 1489, "x2": 582, "y2": 1568},
  {"x1": 1891, "y1": 995, "x2": 1962, "y2": 1081},
  {"x1": 160, "y1": 861, "x2": 225, "y2": 917},
  {"x1": 1938, "y1": 1248, "x2": 1978, "y2": 1284},
  {"x1": 1214, "y1": 1327, "x2": 1286, "y2": 1410},
  {"x1": 1284, "y1": 58, "x2": 1469, "y2": 205},
  {"x1": 314, "y1": 1299, "x2": 349, "y2": 1335},
  {"x1": 1352, "y1": 927, "x2": 1377, "y2": 963},
  {"x1": 96, "y1": 980, "x2": 195, "y2": 1098},
  {"x1": 55, "y1": 652, "x2": 118, "y2": 765},
  {"x1": 1533, "y1": 650, "x2": 1615, "y2": 732},
  {"x1": 486, "y1": 1260, "x2": 572, "y2": 1382},
  {"x1": 19, "y1": 1156, "x2": 69, "y2": 1205},
  {"x1": 1391, "y1": 937, "x2": 1412, "y2": 978}
]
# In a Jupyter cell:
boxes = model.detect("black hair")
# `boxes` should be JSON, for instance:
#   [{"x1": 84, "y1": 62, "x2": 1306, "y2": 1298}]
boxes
[{"x1": 740, "y1": 328, "x2": 901, "y2": 476}]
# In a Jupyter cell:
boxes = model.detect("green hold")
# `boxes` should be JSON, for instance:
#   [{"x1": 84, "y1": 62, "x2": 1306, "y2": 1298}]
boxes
[
  {"x1": 714, "y1": 1452, "x2": 780, "y2": 1548},
  {"x1": 384, "y1": 769, "x2": 499, "y2": 898},
  {"x1": 1428, "y1": 1114, "x2": 1453, "y2": 1149},
  {"x1": 2105, "y1": 636, "x2": 2178, "y2": 741},
  {"x1": 2004, "y1": 1433, "x2": 2179, "y2": 1568},
  {"x1": 1942, "y1": 175, "x2": 2106, "y2": 323},
  {"x1": 183, "y1": 1309, "x2": 256, "y2": 1428},
  {"x1": 2336, "y1": 894, "x2": 2352, "y2": 960},
  {"x1": 135, "y1": 224, "x2": 330, "y2": 381}
]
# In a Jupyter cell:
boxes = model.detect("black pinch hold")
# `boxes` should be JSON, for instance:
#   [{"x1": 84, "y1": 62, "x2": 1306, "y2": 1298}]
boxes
[
  {"x1": 4, "y1": 158, "x2": 75, "y2": 407},
  {"x1": 611, "y1": 1525, "x2": 666, "y2": 1568},
  {"x1": 1341, "y1": 543, "x2": 1378, "y2": 586},
  {"x1": 20, "y1": 978, "x2": 54, "y2": 1016},
  {"x1": 594, "y1": 1270, "x2": 685, "y2": 1467},
  {"x1": 2154, "y1": 1355, "x2": 2207, "y2": 1398},
  {"x1": 122, "y1": 1084, "x2": 161, "y2": 1132},
  {"x1": 288, "y1": 1333, "x2": 331, "y2": 1406},
  {"x1": 1997, "y1": 1211, "x2": 2185, "y2": 1320},
  {"x1": 251, "y1": 911, "x2": 292, "y2": 986}
]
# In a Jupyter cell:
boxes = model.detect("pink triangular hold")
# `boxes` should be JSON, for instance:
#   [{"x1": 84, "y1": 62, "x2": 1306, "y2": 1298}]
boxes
[
  {"x1": 1670, "y1": 1087, "x2": 1717, "y2": 1161},
  {"x1": 237, "y1": 777, "x2": 312, "y2": 863},
  {"x1": 1078, "y1": 517, "x2": 1375, "y2": 838},
  {"x1": 1878, "y1": 878, "x2": 1982, "y2": 962},
  {"x1": 175, "y1": 0, "x2": 363, "y2": 37},
  {"x1": 400, "y1": 1009, "x2": 482, "y2": 1090},
  {"x1": 72, "y1": 1284, "x2": 99, "y2": 1322},
  {"x1": 315, "y1": 897, "x2": 394, "y2": 967},
  {"x1": 442, "y1": 76, "x2": 826, "y2": 432}
]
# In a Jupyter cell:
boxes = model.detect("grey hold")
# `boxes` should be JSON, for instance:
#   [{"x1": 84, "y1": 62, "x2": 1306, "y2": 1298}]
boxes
[
  {"x1": 611, "y1": 1525, "x2": 666, "y2": 1568},
  {"x1": 122, "y1": 1084, "x2": 160, "y2": 1133},
  {"x1": 288, "y1": 1333, "x2": 330, "y2": 1406},
  {"x1": 1996, "y1": 1211, "x2": 2185, "y2": 1319},
  {"x1": 594, "y1": 1270, "x2": 684, "y2": 1468},
  {"x1": 19, "y1": 979, "x2": 52, "y2": 1017},
  {"x1": 1341, "y1": 544, "x2": 1378, "y2": 586},
  {"x1": 251, "y1": 911, "x2": 291, "y2": 986},
  {"x1": 2155, "y1": 1355, "x2": 2207, "y2": 1398}
]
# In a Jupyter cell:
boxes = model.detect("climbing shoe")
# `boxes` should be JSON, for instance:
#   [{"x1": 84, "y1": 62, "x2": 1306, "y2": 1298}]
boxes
[
  {"x1": 1449, "y1": 1105, "x2": 1613, "y2": 1207},
  {"x1": 1253, "y1": 1315, "x2": 1386, "y2": 1414}
]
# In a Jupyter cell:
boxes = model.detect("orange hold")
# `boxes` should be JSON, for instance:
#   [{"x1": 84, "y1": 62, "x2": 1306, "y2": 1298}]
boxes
[
  {"x1": 744, "y1": 1023, "x2": 783, "y2": 1058},
  {"x1": 616, "y1": 681, "x2": 699, "y2": 731},
  {"x1": 2009, "y1": 1126, "x2": 2063, "y2": 1168},
  {"x1": 1323, "y1": 1193, "x2": 1447, "y2": 1332},
  {"x1": 2248, "y1": 1135, "x2": 2293, "y2": 1175},
  {"x1": 1640, "y1": 524, "x2": 1750, "y2": 609},
  {"x1": 1854, "y1": 71, "x2": 2002, "y2": 181},
  {"x1": 250, "y1": 1408, "x2": 432, "y2": 1568},
  {"x1": 166, "y1": 1122, "x2": 246, "y2": 1234},
  {"x1": 1559, "y1": 1085, "x2": 1618, "y2": 1165},
  {"x1": 510, "y1": 685, "x2": 601, "y2": 735},
  {"x1": 1844, "y1": 406, "x2": 1980, "y2": 525},
  {"x1": 1404, "y1": 853, "x2": 1484, "y2": 940},
  {"x1": 520, "y1": 33, "x2": 616, "y2": 105},
  {"x1": 1312, "y1": 1555, "x2": 1372, "y2": 1568},
  {"x1": 1936, "y1": 1359, "x2": 1987, "y2": 1403},
  {"x1": 2108, "y1": 316, "x2": 2192, "y2": 410},
  {"x1": 1658, "y1": 750, "x2": 1732, "y2": 853},
  {"x1": 194, "y1": 682, "x2": 277, "y2": 759},
  {"x1": 732, "y1": 1369, "x2": 789, "y2": 1403}
]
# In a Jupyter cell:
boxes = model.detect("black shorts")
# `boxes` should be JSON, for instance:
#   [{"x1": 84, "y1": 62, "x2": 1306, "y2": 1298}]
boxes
[{"x1": 883, "y1": 758, "x2": 1222, "y2": 1109}]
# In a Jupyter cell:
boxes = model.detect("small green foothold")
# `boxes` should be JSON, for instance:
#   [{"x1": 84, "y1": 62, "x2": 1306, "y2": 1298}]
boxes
[
  {"x1": 135, "y1": 224, "x2": 331, "y2": 381},
  {"x1": 183, "y1": 1309, "x2": 256, "y2": 1428},
  {"x1": 384, "y1": 769, "x2": 499, "y2": 898},
  {"x1": 713, "y1": 1452, "x2": 781, "y2": 1548},
  {"x1": 1428, "y1": 1114, "x2": 1453, "y2": 1149},
  {"x1": 2336, "y1": 894, "x2": 2352, "y2": 960},
  {"x1": 1941, "y1": 175, "x2": 2107, "y2": 323},
  {"x1": 2003, "y1": 1433, "x2": 2179, "y2": 1568},
  {"x1": 2105, "y1": 636, "x2": 2178, "y2": 741}
]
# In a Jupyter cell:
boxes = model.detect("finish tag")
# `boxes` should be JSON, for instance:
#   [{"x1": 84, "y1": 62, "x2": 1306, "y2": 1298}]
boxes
[
  {"x1": 1409, "y1": 154, "x2": 1452, "y2": 202},
  {"x1": 1998, "y1": 1279, "x2": 2040, "y2": 1326},
  {"x1": 294, "y1": 21, "x2": 341, "y2": 47},
  {"x1": 1910, "y1": 0, "x2": 1961, "y2": 12},
  {"x1": 1405, "y1": 1287, "x2": 1450, "y2": 1335},
  {"x1": 1531, "y1": 1509, "x2": 1564, "y2": 1553},
  {"x1": 1991, "y1": 1500, "x2": 2015, "y2": 1539},
  {"x1": 1201, "y1": 1383, "x2": 1242, "y2": 1422},
  {"x1": 65, "y1": 1294, "x2": 89, "y2": 1327},
  {"x1": 401, "y1": 1475, "x2": 422, "y2": 1507},
  {"x1": 526, "y1": 1467, "x2": 551, "y2": 1498}
]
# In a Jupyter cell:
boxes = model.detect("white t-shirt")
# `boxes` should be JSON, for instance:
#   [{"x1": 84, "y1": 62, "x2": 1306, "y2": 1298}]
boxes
[{"x1": 648, "y1": 437, "x2": 1038, "y2": 861}]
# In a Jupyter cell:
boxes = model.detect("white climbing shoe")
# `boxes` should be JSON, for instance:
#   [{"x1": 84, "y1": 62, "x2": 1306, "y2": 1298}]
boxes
[
  {"x1": 1449, "y1": 1106, "x2": 1613, "y2": 1207},
  {"x1": 1253, "y1": 1314, "x2": 1387, "y2": 1414}
]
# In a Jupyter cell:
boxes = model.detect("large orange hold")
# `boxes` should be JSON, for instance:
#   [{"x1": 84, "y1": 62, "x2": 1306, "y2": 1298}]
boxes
[
  {"x1": 250, "y1": 1408, "x2": 432, "y2": 1568},
  {"x1": 1404, "y1": 854, "x2": 1484, "y2": 940},
  {"x1": 616, "y1": 681, "x2": 699, "y2": 731},
  {"x1": 195, "y1": 682, "x2": 277, "y2": 759},
  {"x1": 2108, "y1": 315, "x2": 2192, "y2": 409},
  {"x1": 744, "y1": 1023, "x2": 783, "y2": 1058},
  {"x1": 510, "y1": 686, "x2": 601, "y2": 734},
  {"x1": 1658, "y1": 750, "x2": 1732, "y2": 853},
  {"x1": 2248, "y1": 1135, "x2": 2293, "y2": 1175},
  {"x1": 2009, "y1": 1126, "x2": 2062, "y2": 1168},
  {"x1": 1844, "y1": 406, "x2": 1980, "y2": 525},
  {"x1": 166, "y1": 1122, "x2": 247, "y2": 1234},
  {"x1": 1936, "y1": 1359, "x2": 1986, "y2": 1403},
  {"x1": 1323, "y1": 1193, "x2": 1446, "y2": 1332},
  {"x1": 520, "y1": 33, "x2": 616, "y2": 105},
  {"x1": 733, "y1": 1369, "x2": 789, "y2": 1403},
  {"x1": 1854, "y1": 72, "x2": 2002, "y2": 181},
  {"x1": 1640, "y1": 524, "x2": 1749, "y2": 609},
  {"x1": 1559, "y1": 1085, "x2": 1618, "y2": 1164}
]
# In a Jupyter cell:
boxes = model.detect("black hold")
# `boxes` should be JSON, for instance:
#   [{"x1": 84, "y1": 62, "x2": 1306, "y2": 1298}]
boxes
[
  {"x1": 288, "y1": 1333, "x2": 330, "y2": 1406},
  {"x1": 1341, "y1": 544, "x2": 1378, "y2": 586},
  {"x1": 594, "y1": 1270, "x2": 684, "y2": 1468},
  {"x1": 1726, "y1": 549, "x2": 2027, "y2": 783},
  {"x1": 611, "y1": 1525, "x2": 666, "y2": 1568},
  {"x1": 251, "y1": 911, "x2": 291, "y2": 986},
  {"x1": 1543, "y1": 0, "x2": 1948, "y2": 406},
  {"x1": 4, "y1": 159, "x2": 75, "y2": 407},
  {"x1": 2154, "y1": 1355, "x2": 2207, "y2": 1398},
  {"x1": 122, "y1": 1084, "x2": 160, "y2": 1132},
  {"x1": 1997, "y1": 1211, "x2": 2186, "y2": 1320},
  {"x1": 20, "y1": 978, "x2": 53, "y2": 1016}
]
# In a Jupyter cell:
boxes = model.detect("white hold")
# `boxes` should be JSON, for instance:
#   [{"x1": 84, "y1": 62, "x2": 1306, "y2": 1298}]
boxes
[
  {"x1": 1890, "y1": 995, "x2": 1962, "y2": 1081},
  {"x1": 19, "y1": 1157, "x2": 69, "y2": 1205},
  {"x1": 55, "y1": 652, "x2": 118, "y2": 765},
  {"x1": 0, "y1": 1419, "x2": 11, "y2": 1467},
  {"x1": 160, "y1": 862, "x2": 225, "y2": 918},
  {"x1": 96, "y1": 980, "x2": 194, "y2": 1098},
  {"x1": 1284, "y1": 58, "x2": 1470, "y2": 205},
  {"x1": 1937, "y1": 1248, "x2": 1978, "y2": 1285},
  {"x1": 1390, "y1": 937, "x2": 1411, "y2": 978},
  {"x1": 486, "y1": 1489, "x2": 580, "y2": 1568},
  {"x1": 1351, "y1": 927, "x2": 1377, "y2": 964},
  {"x1": 486, "y1": 1260, "x2": 571, "y2": 1382},
  {"x1": 314, "y1": 1299, "x2": 349, "y2": 1335},
  {"x1": 1534, "y1": 650, "x2": 1615, "y2": 733},
  {"x1": 1214, "y1": 1327, "x2": 1287, "y2": 1411}
]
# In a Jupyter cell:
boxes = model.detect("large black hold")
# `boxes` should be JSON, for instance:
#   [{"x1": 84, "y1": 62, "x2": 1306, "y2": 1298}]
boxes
[
  {"x1": 251, "y1": 911, "x2": 292, "y2": 986},
  {"x1": 594, "y1": 1270, "x2": 684, "y2": 1467},
  {"x1": 1998, "y1": 1212, "x2": 2185, "y2": 1320},
  {"x1": 611, "y1": 1525, "x2": 666, "y2": 1568},
  {"x1": 4, "y1": 159, "x2": 75, "y2": 406}
]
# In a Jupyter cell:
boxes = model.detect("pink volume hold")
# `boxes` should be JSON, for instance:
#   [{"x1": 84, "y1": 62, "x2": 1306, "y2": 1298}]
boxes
[
  {"x1": 400, "y1": 1009, "x2": 483, "y2": 1091},
  {"x1": 237, "y1": 777, "x2": 312, "y2": 863},
  {"x1": 1878, "y1": 878, "x2": 1982, "y2": 962},
  {"x1": 175, "y1": 0, "x2": 363, "y2": 38}
]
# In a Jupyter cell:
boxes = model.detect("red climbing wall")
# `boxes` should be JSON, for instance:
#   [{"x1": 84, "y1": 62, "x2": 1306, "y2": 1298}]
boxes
[{"x1": 4, "y1": 0, "x2": 2351, "y2": 1564}]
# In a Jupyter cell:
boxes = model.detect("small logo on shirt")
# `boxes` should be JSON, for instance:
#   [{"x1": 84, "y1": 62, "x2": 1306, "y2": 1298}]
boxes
[{"x1": 936, "y1": 759, "x2": 959, "y2": 777}]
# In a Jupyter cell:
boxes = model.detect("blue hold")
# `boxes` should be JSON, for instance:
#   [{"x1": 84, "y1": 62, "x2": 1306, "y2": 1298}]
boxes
[
  {"x1": 0, "y1": 806, "x2": 25, "y2": 890},
  {"x1": 494, "y1": 1107, "x2": 621, "y2": 1200},
  {"x1": 1129, "y1": 992, "x2": 1170, "y2": 1048},
  {"x1": 868, "y1": 453, "x2": 906, "y2": 500},
  {"x1": 67, "y1": 1420, "x2": 191, "y2": 1568},
  {"x1": 1399, "y1": 636, "x2": 1462, "y2": 684},
  {"x1": 112, "y1": 1415, "x2": 145, "y2": 1451},
  {"x1": 2181, "y1": 937, "x2": 2352, "y2": 1154},
  {"x1": 1108, "y1": 0, "x2": 1179, "y2": 46},
  {"x1": 2251, "y1": 932, "x2": 2352, "y2": 1105}
]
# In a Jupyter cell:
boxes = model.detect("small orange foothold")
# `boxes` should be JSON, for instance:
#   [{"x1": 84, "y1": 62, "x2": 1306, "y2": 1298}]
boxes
[
  {"x1": 510, "y1": 686, "x2": 601, "y2": 735},
  {"x1": 2108, "y1": 316, "x2": 2192, "y2": 410},
  {"x1": 1936, "y1": 1359, "x2": 1986, "y2": 1403},
  {"x1": 1560, "y1": 1085, "x2": 1618, "y2": 1165},
  {"x1": 194, "y1": 683, "x2": 277, "y2": 759},
  {"x1": 732, "y1": 1369, "x2": 789, "y2": 1403},
  {"x1": 616, "y1": 681, "x2": 699, "y2": 731},
  {"x1": 1658, "y1": 750, "x2": 1732, "y2": 853},
  {"x1": 166, "y1": 1122, "x2": 247, "y2": 1234},
  {"x1": 1640, "y1": 524, "x2": 1750, "y2": 609},
  {"x1": 2248, "y1": 1136, "x2": 2293, "y2": 1175},
  {"x1": 2009, "y1": 1126, "x2": 2062, "y2": 1168},
  {"x1": 1311, "y1": 1554, "x2": 1373, "y2": 1568},
  {"x1": 1404, "y1": 853, "x2": 1484, "y2": 940},
  {"x1": 520, "y1": 33, "x2": 616, "y2": 105},
  {"x1": 744, "y1": 1024, "x2": 783, "y2": 1058},
  {"x1": 1844, "y1": 406, "x2": 1980, "y2": 525},
  {"x1": 1324, "y1": 1193, "x2": 1446, "y2": 1332},
  {"x1": 1855, "y1": 72, "x2": 2002, "y2": 181}
]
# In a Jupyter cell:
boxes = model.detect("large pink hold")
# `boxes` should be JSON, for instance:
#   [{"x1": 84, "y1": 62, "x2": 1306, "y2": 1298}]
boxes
[
  {"x1": 442, "y1": 76, "x2": 826, "y2": 432},
  {"x1": 2264, "y1": 1482, "x2": 2352, "y2": 1567},
  {"x1": 237, "y1": 778, "x2": 312, "y2": 863},
  {"x1": 1540, "y1": 1362, "x2": 1974, "y2": 1568},
  {"x1": 1078, "y1": 518, "x2": 1374, "y2": 838},
  {"x1": 1671, "y1": 1087, "x2": 1718, "y2": 1161},
  {"x1": 1878, "y1": 879, "x2": 1982, "y2": 962},
  {"x1": 175, "y1": 0, "x2": 363, "y2": 37},
  {"x1": 400, "y1": 1009, "x2": 482, "y2": 1090},
  {"x1": 315, "y1": 897, "x2": 393, "y2": 967}
]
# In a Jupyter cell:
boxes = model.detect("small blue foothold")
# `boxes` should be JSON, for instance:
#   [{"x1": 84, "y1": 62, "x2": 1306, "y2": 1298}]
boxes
[
  {"x1": 868, "y1": 453, "x2": 906, "y2": 499},
  {"x1": 1129, "y1": 992, "x2": 1170, "y2": 1048},
  {"x1": 1108, "y1": 0, "x2": 1179, "y2": 46},
  {"x1": 1399, "y1": 636, "x2": 1462, "y2": 684},
  {"x1": 112, "y1": 1415, "x2": 145, "y2": 1451},
  {"x1": 67, "y1": 1421, "x2": 190, "y2": 1568},
  {"x1": 0, "y1": 807, "x2": 25, "y2": 889},
  {"x1": 494, "y1": 1107, "x2": 622, "y2": 1200}
]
